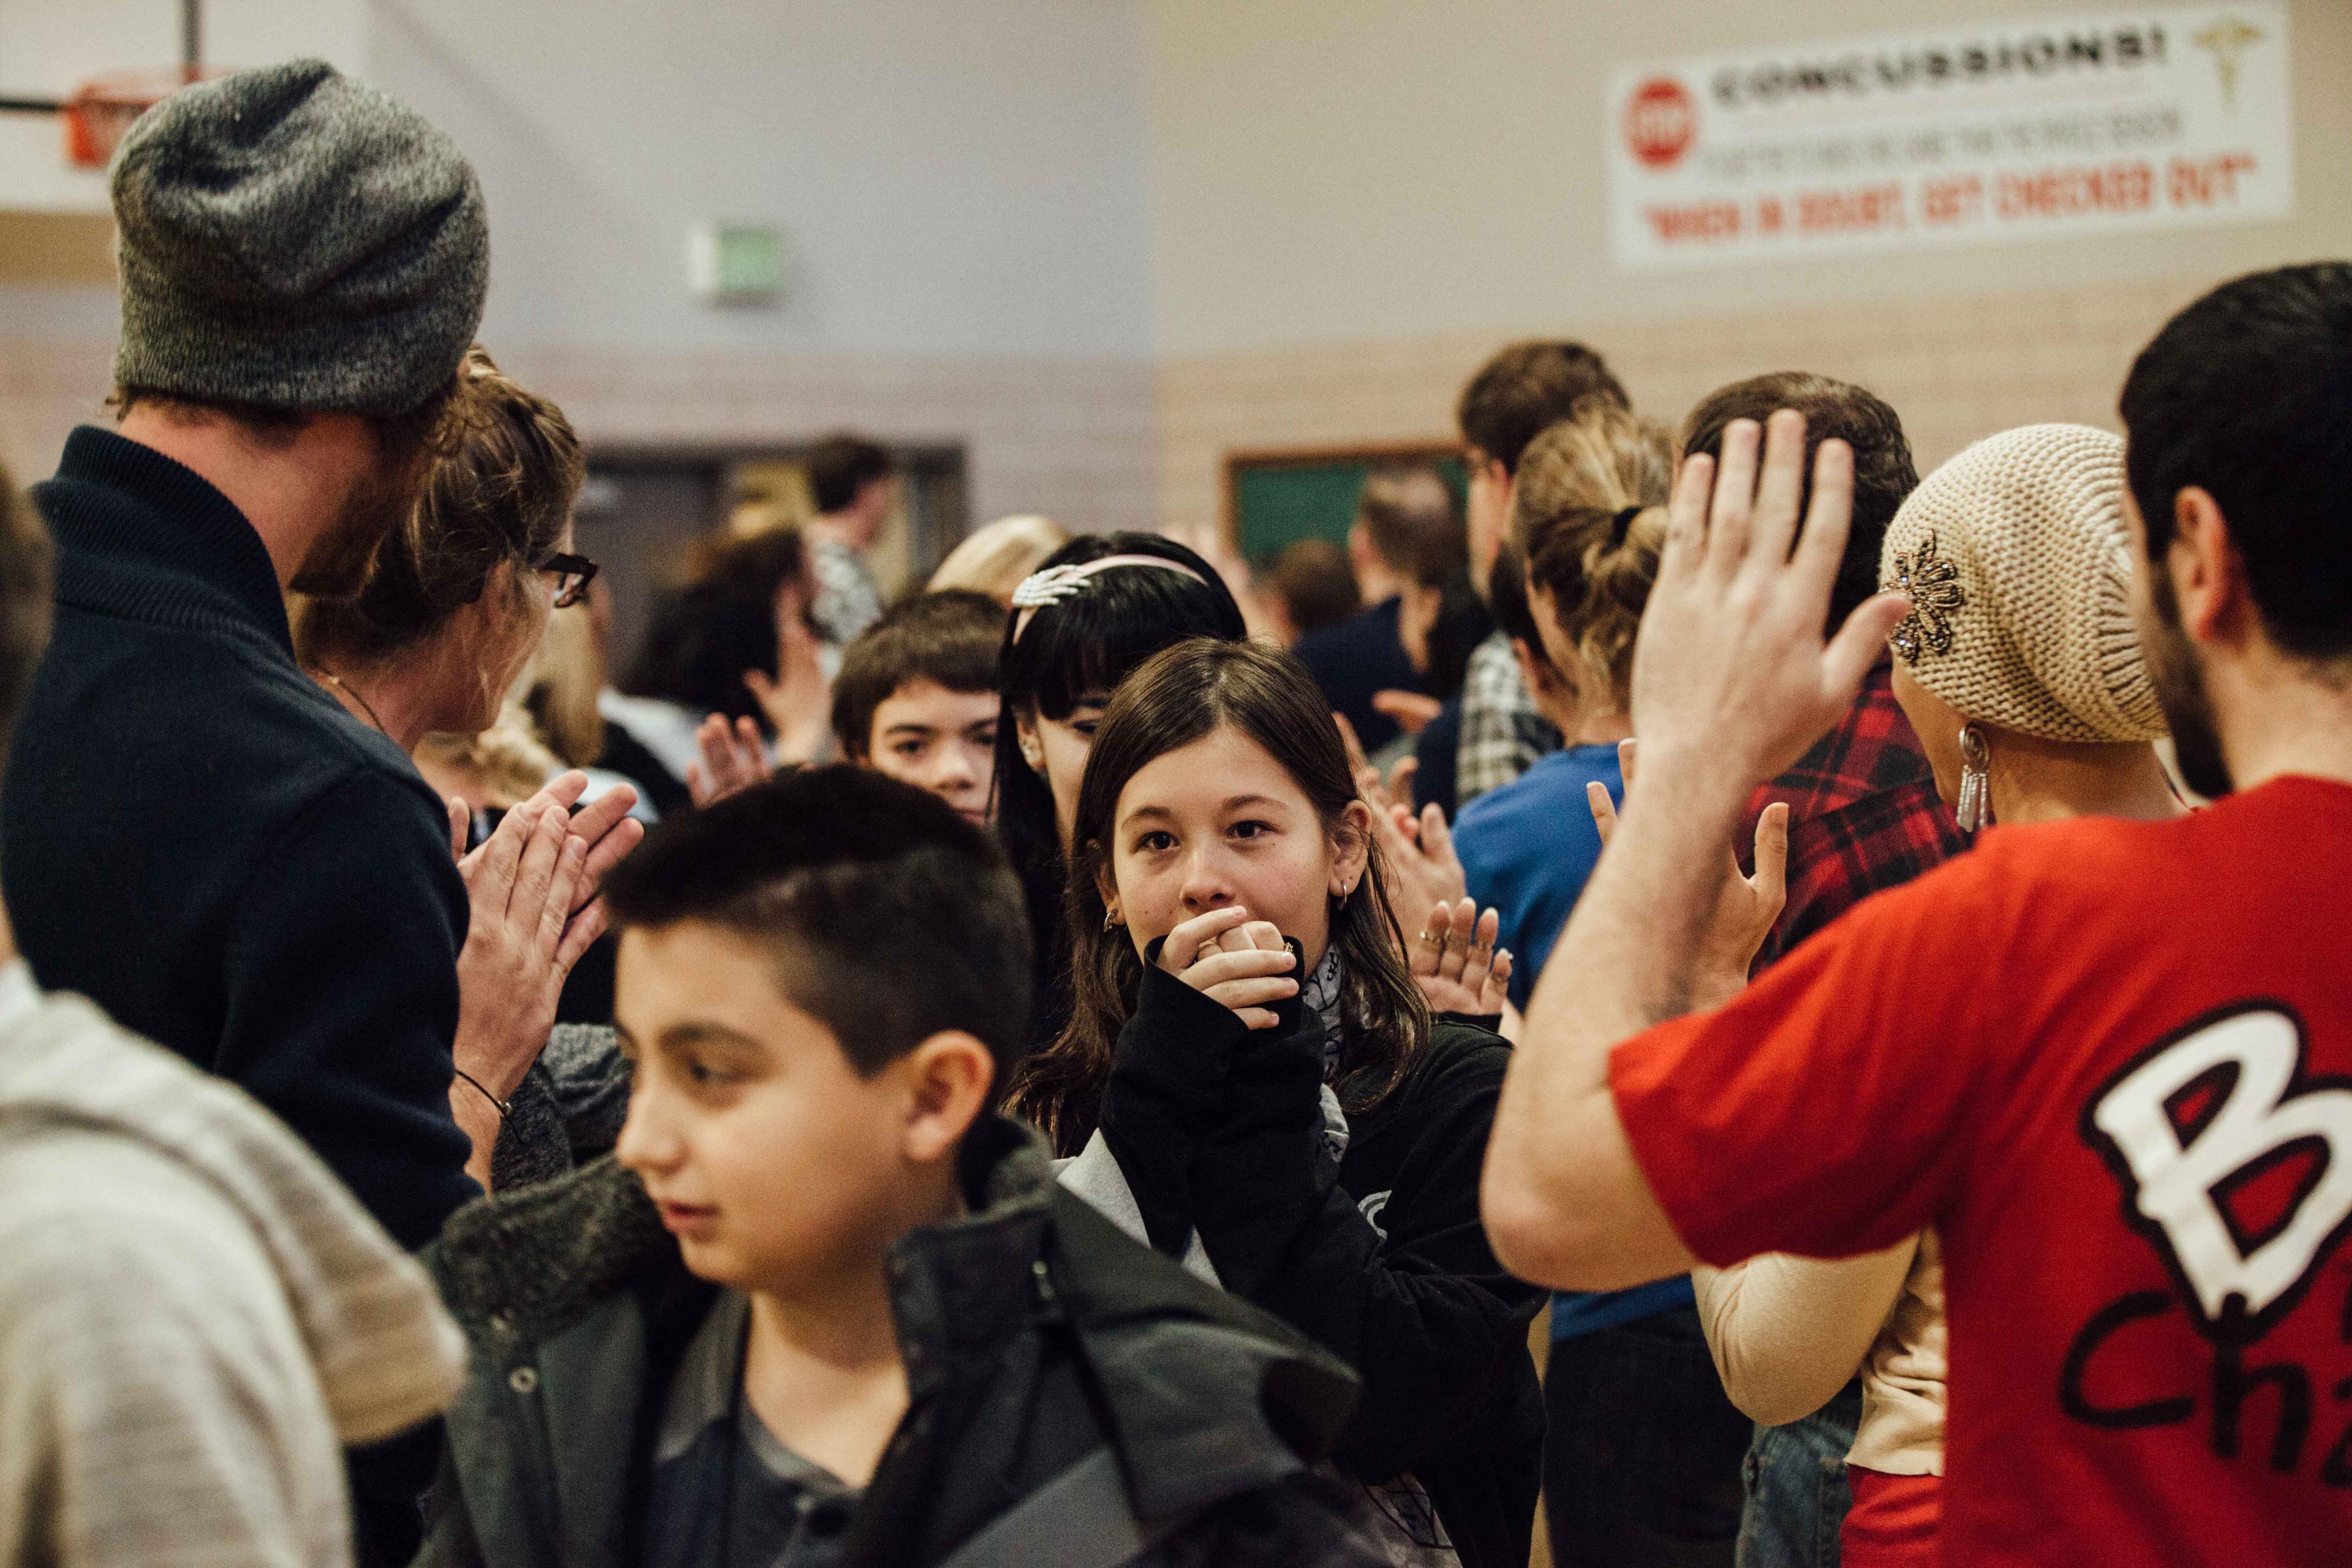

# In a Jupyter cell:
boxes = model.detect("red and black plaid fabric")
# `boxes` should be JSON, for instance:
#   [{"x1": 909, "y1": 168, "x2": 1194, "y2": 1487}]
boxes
[{"x1": 1744, "y1": 658, "x2": 1969, "y2": 972}]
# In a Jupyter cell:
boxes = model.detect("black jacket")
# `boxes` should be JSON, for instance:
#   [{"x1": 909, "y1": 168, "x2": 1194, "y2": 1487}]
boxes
[
  {"x1": 1097, "y1": 963, "x2": 1545, "y2": 1568},
  {"x1": 4, "y1": 428, "x2": 475, "y2": 1250},
  {"x1": 416, "y1": 1115, "x2": 1396, "y2": 1568}
]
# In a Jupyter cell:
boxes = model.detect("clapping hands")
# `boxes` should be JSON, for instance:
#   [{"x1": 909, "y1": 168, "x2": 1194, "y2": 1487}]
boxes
[
  {"x1": 1335, "y1": 711, "x2": 1468, "y2": 913},
  {"x1": 1409, "y1": 896, "x2": 1512, "y2": 1017},
  {"x1": 449, "y1": 771, "x2": 643, "y2": 1100}
]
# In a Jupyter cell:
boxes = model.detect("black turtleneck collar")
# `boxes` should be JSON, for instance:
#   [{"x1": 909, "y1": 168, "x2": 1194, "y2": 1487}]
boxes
[{"x1": 37, "y1": 424, "x2": 294, "y2": 652}]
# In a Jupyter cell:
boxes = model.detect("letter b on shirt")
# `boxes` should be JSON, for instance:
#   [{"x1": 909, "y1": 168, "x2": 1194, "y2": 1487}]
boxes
[{"x1": 2087, "y1": 1007, "x2": 2352, "y2": 1340}]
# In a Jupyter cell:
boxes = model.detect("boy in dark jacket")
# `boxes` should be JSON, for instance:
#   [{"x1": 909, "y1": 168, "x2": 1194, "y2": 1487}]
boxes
[{"x1": 417, "y1": 767, "x2": 1391, "y2": 1568}]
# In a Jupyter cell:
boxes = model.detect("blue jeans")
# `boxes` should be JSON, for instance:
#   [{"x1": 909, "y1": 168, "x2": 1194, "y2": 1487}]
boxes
[
  {"x1": 1735, "y1": 1382, "x2": 1861, "y2": 1568},
  {"x1": 1543, "y1": 1306, "x2": 1751, "y2": 1566}
]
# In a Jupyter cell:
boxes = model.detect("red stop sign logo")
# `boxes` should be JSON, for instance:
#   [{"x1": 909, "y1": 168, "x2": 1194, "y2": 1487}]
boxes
[{"x1": 1624, "y1": 77, "x2": 1696, "y2": 170}]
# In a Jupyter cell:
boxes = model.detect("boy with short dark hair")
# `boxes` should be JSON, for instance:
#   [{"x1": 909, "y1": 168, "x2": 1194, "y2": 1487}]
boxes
[
  {"x1": 418, "y1": 767, "x2": 1389, "y2": 1568},
  {"x1": 829, "y1": 590, "x2": 1004, "y2": 826}
]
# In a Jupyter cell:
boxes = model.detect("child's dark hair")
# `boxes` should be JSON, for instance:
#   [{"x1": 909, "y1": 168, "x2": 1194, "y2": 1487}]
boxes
[
  {"x1": 990, "y1": 533, "x2": 1248, "y2": 1012},
  {"x1": 606, "y1": 766, "x2": 1033, "y2": 1075},
  {"x1": 621, "y1": 528, "x2": 808, "y2": 732},
  {"x1": 831, "y1": 589, "x2": 1005, "y2": 759},
  {"x1": 1005, "y1": 637, "x2": 1429, "y2": 1153}
]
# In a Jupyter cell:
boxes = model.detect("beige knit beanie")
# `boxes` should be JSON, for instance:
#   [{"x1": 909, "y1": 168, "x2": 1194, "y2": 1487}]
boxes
[{"x1": 1880, "y1": 424, "x2": 2165, "y2": 744}]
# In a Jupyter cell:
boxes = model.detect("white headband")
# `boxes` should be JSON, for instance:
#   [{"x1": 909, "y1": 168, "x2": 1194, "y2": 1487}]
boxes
[{"x1": 1009, "y1": 553, "x2": 1211, "y2": 641}]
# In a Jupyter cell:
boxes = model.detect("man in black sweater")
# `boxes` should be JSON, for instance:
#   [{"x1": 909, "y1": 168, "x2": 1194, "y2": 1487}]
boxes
[{"x1": 2, "y1": 61, "x2": 525, "y2": 1253}]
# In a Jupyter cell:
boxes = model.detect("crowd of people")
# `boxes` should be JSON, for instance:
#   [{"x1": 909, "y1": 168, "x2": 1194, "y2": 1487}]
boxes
[{"x1": 0, "y1": 54, "x2": 2345, "y2": 1568}]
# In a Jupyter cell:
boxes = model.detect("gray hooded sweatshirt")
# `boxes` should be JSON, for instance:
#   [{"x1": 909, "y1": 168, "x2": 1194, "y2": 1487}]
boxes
[{"x1": 0, "y1": 962, "x2": 466, "y2": 1567}]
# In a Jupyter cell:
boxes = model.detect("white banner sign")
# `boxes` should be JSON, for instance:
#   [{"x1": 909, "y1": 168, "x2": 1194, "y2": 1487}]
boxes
[{"x1": 1607, "y1": 4, "x2": 2293, "y2": 270}]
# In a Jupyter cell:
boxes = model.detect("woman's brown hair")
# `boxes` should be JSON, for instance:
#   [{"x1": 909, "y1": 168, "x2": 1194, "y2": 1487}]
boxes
[
  {"x1": 1512, "y1": 404, "x2": 1675, "y2": 709},
  {"x1": 1004, "y1": 637, "x2": 1430, "y2": 1154},
  {"x1": 296, "y1": 346, "x2": 583, "y2": 668}
]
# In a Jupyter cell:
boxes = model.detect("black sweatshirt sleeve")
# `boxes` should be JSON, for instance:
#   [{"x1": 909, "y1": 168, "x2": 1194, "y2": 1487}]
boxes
[
  {"x1": 1189, "y1": 1027, "x2": 1540, "y2": 1485},
  {"x1": 219, "y1": 768, "x2": 477, "y2": 1250},
  {"x1": 1095, "y1": 951, "x2": 1253, "y2": 1257}
]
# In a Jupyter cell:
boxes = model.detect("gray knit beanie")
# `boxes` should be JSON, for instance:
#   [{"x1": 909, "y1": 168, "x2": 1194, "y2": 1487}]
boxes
[
  {"x1": 111, "y1": 59, "x2": 488, "y2": 418},
  {"x1": 1880, "y1": 424, "x2": 2166, "y2": 744}
]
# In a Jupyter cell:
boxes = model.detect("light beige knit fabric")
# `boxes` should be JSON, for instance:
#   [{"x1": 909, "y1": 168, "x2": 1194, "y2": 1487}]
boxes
[
  {"x1": 0, "y1": 967, "x2": 466, "y2": 1567},
  {"x1": 1880, "y1": 424, "x2": 2166, "y2": 744}
]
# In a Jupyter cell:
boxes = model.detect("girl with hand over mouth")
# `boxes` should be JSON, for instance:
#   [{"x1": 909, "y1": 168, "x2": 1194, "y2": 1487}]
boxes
[{"x1": 1009, "y1": 636, "x2": 1541, "y2": 1568}]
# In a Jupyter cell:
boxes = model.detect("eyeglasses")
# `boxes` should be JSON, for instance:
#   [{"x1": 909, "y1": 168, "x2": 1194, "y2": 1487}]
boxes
[{"x1": 541, "y1": 552, "x2": 598, "y2": 609}]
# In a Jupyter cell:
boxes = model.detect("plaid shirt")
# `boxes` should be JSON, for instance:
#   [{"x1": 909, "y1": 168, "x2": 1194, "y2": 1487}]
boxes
[
  {"x1": 1456, "y1": 631, "x2": 1561, "y2": 804},
  {"x1": 809, "y1": 535, "x2": 882, "y2": 647},
  {"x1": 1745, "y1": 658, "x2": 1968, "y2": 971}
]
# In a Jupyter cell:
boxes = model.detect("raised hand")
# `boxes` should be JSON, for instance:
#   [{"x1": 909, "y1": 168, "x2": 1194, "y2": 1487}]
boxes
[
  {"x1": 1411, "y1": 896, "x2": 1513, "y2": 1017},
  {"x1": 1158, "y1": 906, "x2": 1298, "y2": 1031},
  {"x1": 1586, "y1": 738, "x2": 1787, "y2": 1005},
  {"x1": 746, "y1": 579, "x2": 834, "y2": 765},
  {"x1": 686, "y1": 713, "x2": 772, "y2": 807},
  {"x1": 1630, "y1": 410, "x2": 1911, "y2": 796}
]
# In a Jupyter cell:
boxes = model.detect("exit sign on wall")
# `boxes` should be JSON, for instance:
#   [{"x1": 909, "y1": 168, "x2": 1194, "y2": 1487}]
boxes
[
  {"x1": 1606, "y1": 3, "x2": 2293, "y2": 270},
  {"x1": 690, "y1": 222, "x2": 786, "y2": 304}
]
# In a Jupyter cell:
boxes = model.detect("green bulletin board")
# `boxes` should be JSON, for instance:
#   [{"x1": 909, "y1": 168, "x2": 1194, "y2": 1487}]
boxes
[{"x1": 1227, "y1": 445, "x2": 1466, "y2": 565}]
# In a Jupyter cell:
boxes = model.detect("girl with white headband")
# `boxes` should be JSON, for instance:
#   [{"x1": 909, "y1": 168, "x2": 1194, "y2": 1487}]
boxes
[{"x1": 992, "y1": 533, "x2": 1250, "y2": 1050}]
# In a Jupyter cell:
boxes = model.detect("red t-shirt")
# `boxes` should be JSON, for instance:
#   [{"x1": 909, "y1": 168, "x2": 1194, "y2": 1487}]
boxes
[{"x1": 1612, "y1": 777, "x2": 2352, "y2": 1567}]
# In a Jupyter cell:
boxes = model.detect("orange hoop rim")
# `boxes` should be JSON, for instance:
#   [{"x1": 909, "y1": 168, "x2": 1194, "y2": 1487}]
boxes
[{"x1": 63, "y1": 66, "x2": 228, "y2": 168}]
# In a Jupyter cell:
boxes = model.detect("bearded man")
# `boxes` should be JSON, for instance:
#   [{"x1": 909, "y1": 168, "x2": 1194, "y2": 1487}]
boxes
[{"x1": 2, "y1": 61, "x2": 492, "y2": 1253}]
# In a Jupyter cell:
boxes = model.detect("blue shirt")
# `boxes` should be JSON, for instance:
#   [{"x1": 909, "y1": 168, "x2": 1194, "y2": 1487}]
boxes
[
  {"x1": 1453, "y1": 744, "x2": 1621, "y2": 1012},
  {"x1": 1454, "y1": 744, "x2": 1692, "y2": 1336}
]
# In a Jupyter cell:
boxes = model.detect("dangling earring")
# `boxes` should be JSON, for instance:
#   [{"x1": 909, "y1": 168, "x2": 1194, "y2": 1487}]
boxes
[
  {"x1": 1954, "y1": 723, "x2": 1992, "y2": 833},
  {"x1": 1104, "y1": 907, "x2": 1122, "y2": 930}
]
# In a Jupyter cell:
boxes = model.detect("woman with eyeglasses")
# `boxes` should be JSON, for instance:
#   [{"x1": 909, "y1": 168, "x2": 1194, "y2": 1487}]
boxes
[
  {"x1": 296, "y1": 345, "x2": 601, "y2": 780},
  {"x1": 295, "y1": 345, "x2": 643, "y2": 1193}
]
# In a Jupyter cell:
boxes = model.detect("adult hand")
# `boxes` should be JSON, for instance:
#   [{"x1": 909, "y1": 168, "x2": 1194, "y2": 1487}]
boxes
[
  {"x1": 747, "y1": 581, "x2": 834, "y2": 765},
  {"x1": 686, "y1": 713, "x2": 771, "y2": 807},
  {"x1": 1628, "y1": 410, "x2": 1910, "y2": 799},
  {"x1": 451, "y1": 801, "x2": 600, "y2": 1103},
  {"x1": 1586, "y1": 739, "x2": 1787, "y2": 1005},
  {"x1": 1411, "y1": 896, "x2": 1512, "y2": 1016},
  {"x1": 1158, "y1": 907, "x2": 1298, "y2": 1031},
  {"x1": 464, "y1": 771, "x2": 644, "y2": 920},
  {"x1": 1372, "y1": 689, "x2": 1443, "y2": 736}
]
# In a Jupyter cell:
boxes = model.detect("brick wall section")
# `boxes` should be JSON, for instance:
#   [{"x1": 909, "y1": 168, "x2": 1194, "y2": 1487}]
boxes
[
  {"x1": 1156, "y1": 273, "x2": 2220, "y2": 542},
  {"x1": 0, "y1": 271, "x2": 2222, "y2": 542},
  {"x1": 0, "y1": 339, "x2": 1161, "y2": 537}
]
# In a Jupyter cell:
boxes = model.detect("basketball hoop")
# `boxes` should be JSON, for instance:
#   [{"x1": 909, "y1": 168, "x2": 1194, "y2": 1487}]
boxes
[{"x1": 62, "y1": 68, "x2": 223, "y2": 170}]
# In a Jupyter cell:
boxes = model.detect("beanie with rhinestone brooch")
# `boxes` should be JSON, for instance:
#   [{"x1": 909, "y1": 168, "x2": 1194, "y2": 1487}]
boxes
[{"x1": 1879, "y1": 423, "x2": 2166, "y2": 745}]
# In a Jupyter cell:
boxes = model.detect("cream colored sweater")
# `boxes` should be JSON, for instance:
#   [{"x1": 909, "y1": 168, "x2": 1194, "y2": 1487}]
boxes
[
  {"x1": 1692, "y1": 1231, "x2": 1947, "y2": 1476},
  {"x1": 0, "y1": 963, "x2": 466, "y2": 1567}
]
